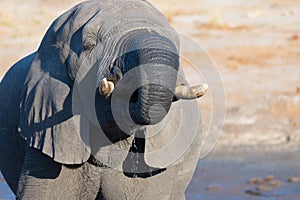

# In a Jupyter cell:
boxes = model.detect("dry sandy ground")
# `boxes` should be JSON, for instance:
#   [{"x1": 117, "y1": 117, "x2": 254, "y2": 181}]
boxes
[{"x1": 0, "y1": 0, "x2": 300, "y2": 199}]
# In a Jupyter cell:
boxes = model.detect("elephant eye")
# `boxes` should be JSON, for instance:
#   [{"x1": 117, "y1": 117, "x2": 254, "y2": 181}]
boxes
[{"x1": 82, "y1": 36, "x2": 96, "y2": 51}]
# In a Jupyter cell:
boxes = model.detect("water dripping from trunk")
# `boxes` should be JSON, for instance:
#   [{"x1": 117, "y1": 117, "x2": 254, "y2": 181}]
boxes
[
  {"x1": 130, "y1": 137, "x2": 139, "y2": 178},
  {"x1": 122, "y1": 129, "x2": 166, "y2": 178}
]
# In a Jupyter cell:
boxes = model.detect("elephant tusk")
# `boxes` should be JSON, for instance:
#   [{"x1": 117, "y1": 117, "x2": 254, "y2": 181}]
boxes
[
  {"x1": 175, "y1": 84, "x2": 208, "y2": 100},
  {"x1": 99, "y1": 78, "x2": 115, "y2": 97}
]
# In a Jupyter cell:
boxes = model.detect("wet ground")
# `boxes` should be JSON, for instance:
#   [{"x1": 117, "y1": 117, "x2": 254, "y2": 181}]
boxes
[
  {"x1": 187, "y1": 147, "x2": 300, "y2": 200},
  {"x1": 1, "y1": 0, "x2": 300, "y2": 199}
]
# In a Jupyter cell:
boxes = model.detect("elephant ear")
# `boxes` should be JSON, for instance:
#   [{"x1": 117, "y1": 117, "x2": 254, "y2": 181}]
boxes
[
  {"x1": 19, "y1": 52, "x2": 91, "y2": 165},
  {"x1": 17, "y1": 1, "x2": 106, "y2": 164}
]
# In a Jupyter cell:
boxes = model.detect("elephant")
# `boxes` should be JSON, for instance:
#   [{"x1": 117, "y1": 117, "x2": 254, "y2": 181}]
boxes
[{"x1": 0, "y1": 0, "x2": 208, "y2": 199}]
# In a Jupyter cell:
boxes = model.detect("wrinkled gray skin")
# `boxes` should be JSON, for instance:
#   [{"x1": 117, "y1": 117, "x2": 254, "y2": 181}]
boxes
[{"x1": 0, "y1": 1, "x2": 202, "y2": 199}]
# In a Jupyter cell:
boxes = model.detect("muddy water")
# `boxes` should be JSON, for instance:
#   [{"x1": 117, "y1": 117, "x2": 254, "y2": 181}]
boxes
[{"x1": 186, "y1": 147, "x2": 300, "y2": 200}]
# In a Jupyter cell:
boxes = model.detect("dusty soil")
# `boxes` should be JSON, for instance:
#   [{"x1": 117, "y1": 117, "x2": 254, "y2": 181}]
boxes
[{"x1": 1, "y1": 0, "x2": 300, "y2": 199}]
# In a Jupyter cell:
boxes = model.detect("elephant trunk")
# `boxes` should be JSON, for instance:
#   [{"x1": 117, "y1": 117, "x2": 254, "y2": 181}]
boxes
[
  {"x1": 130, "y1": 83, "x2": 174, "y2": 125},
  {"x1": 123, "y1": 33, "x2": 179, "y2": 125}
]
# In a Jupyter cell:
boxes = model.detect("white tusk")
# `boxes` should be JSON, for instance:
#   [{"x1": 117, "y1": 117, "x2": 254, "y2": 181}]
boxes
[
  {"x1": 99, "y1": 78, "x2": 115, "y2": 97},
  {"x1": 175, "y1": 84, "x2": 208, "y2": 100}
]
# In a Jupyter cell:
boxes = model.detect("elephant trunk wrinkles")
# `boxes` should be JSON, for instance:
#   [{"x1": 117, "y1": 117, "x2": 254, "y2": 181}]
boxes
[
  {"x1": 130, "y1": 83, "x2": 174, "y2": 125},
  {"x1": 119, "y1": 31, "x2": 179, "y2": 125}
]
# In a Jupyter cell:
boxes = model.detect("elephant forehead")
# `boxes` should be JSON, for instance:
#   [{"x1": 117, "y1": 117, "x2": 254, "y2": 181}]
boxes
[
  {"x1": 53, "y1": 2, "x2": 100, "y2": 40},
  {"x1": 51, "y1": 0, "x2": 178, "y2": 48}
]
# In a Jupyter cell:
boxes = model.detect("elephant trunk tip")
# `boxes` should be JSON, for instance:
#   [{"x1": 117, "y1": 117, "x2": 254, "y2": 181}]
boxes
[{"x1": 129, "y1": 85, "x2": 173, "y2": 125}]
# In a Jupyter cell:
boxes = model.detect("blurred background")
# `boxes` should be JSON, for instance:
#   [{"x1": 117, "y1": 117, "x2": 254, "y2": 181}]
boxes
[{"x1": 1, "y1": 0, "x2": 299, "y2": 199}]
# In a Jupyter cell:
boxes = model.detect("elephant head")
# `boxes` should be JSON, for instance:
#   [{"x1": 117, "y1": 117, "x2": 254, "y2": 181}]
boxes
[
  {"x1": 95, "y1": 30, "x2": 182, "y2": 131},
  {"x1": 18, "y1": 0, "x2": 207, "y2": 166}
]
